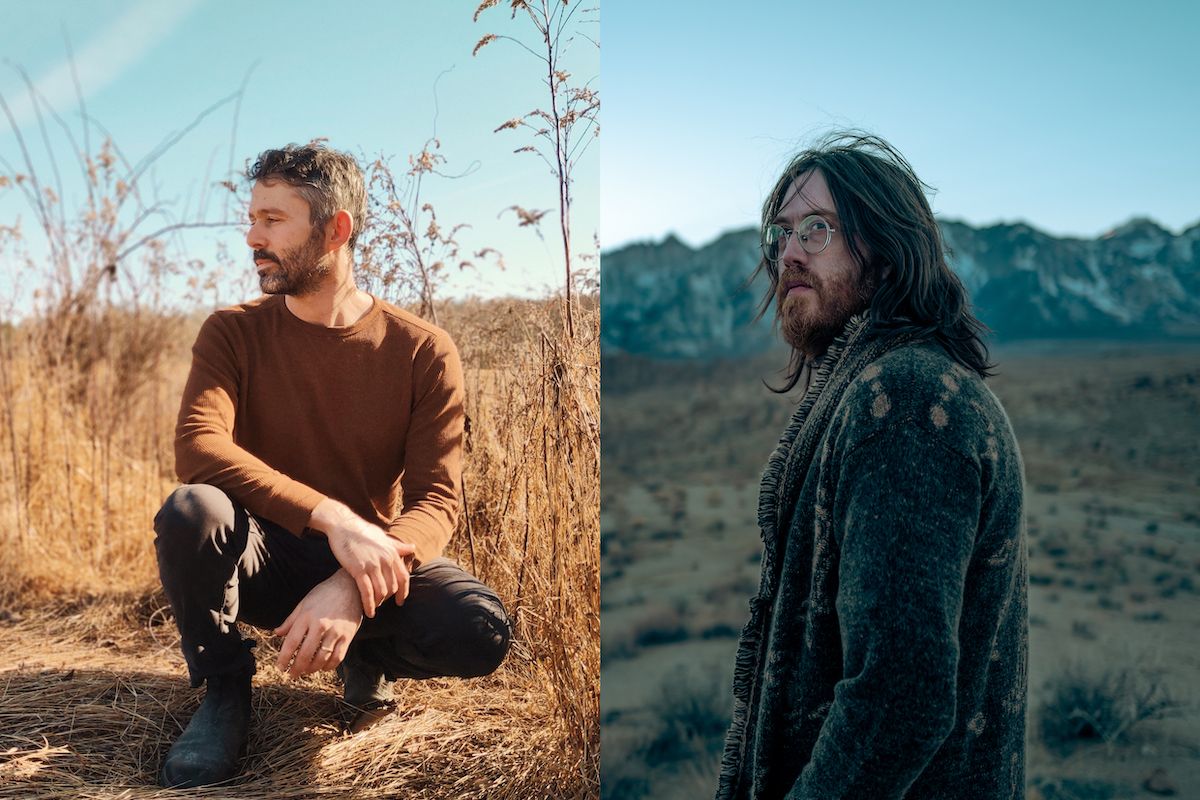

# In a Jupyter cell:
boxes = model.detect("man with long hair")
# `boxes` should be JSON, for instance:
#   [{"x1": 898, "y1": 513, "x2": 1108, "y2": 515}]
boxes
[
  {"x1": 153, "y1": 143, "x2": 511, "y2": 788},
  {"x1": 715, "y1": 132, "x2": 1027, "y2": 799}
]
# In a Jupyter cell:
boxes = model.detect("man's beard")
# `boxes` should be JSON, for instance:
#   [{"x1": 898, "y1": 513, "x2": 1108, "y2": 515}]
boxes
[
  {"x1": 776, "y1": 264, "x2": 877, "y2": 360},
  {"x1": 254, "y1": 228, "x2": 330, "y2": 297}
]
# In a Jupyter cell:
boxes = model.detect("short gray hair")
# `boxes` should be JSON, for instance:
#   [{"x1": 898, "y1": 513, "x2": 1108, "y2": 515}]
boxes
[{"x1": 247, "y1": 142, "x2": 367, "y2": 250}]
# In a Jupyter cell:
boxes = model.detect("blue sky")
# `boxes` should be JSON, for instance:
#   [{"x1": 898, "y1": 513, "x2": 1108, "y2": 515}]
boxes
[
  {"x1": 602, "y1": 0, "x2": 1199, "y2": 250},
  {"x1": 1, "y1": 0, "x2": 599, "y2": 303}
]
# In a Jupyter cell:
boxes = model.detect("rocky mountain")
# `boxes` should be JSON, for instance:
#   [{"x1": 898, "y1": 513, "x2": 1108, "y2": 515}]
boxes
[{"x1": 601, "y1": 217, "x2": 1200, "y2": 359}]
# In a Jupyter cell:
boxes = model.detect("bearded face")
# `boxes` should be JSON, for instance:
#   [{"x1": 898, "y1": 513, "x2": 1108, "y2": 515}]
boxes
[
  {"x1": 775, "y1": 256, "x2": 877, "y2": 359},
  {"x1": 253, "y1": 223, "x2": 330, "y2": 297},
  {"x1": 247, "y1": 178, "x2": 334, "y2": 298},
  {"x1": 770, "y1": 170, "x2": 877, "y2": 360}
]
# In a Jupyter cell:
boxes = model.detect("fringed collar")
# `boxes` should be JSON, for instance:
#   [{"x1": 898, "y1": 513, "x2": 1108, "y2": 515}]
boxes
[{"x1": 755, "y1": 312, "x2": 872, "y2": 575}]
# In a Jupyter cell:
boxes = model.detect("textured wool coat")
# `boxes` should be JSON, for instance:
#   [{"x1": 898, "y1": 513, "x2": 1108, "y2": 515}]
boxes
[{"x1": 716, "y1": 314, "x2": 1028, "y2": 800}]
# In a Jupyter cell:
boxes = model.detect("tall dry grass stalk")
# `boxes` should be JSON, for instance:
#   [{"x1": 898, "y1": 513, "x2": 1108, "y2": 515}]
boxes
[
  {"x1": 441, "y1": 295, "x2": 601, "y2": 786},
  {"x1": 474, "y1": 0, "x2": 600, "y2": 340},
  {"x1": 356, "y1": 141, "x2": 504, "y2": 327},
  {"x1": 0, "y1": 74, "x2": 231, "y2": 598},
  {"x1": 0, "y1": 307, "x2": 190, "y2": 597}
]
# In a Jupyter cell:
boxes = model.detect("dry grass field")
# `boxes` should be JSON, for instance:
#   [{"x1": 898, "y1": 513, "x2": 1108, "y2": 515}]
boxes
[
  {"x1": 0, "y1": 296, "x2": 599, "y2": 799},
  {"x1": 600, "y1": 340, "x2": 1200, "y2": 800}
]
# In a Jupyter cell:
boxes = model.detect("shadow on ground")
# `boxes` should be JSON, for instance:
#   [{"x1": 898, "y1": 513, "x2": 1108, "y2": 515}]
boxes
[{"x1": 0, "y1": 665, "x2": 345, "y2": 797}]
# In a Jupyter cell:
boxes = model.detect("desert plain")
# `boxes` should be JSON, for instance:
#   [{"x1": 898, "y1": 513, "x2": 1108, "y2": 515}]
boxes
[{"x1": 601, "y1": 340, "x2": 1200, "y2": 800}]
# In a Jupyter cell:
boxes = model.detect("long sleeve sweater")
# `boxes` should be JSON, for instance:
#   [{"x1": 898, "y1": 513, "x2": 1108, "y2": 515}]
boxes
[
  {"x1": 717, "y1": 314, "x2": 1027, "y2": 800},
  {"x1": 173, "y1": 293, "x2": 465, "y2": 565}
]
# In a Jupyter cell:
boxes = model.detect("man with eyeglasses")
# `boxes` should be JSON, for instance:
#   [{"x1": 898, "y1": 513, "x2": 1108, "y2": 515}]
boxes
[{"x1": 715, "y1": 132, "x2": 1027, "y2": 800}]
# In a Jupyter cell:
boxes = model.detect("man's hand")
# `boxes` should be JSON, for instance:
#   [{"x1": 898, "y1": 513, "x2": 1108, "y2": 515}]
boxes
[
  {"x1": 274, "y1": 569, "x2": 363, "y2": 679},
  {"x1": 309, "y1": 498, "x2": 414, "y2": 617}
]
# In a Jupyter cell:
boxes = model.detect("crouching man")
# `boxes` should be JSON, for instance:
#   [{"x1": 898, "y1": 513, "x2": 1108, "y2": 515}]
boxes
[{"x1": 154, "y1": 142, "x2": 510, "y2": 788}]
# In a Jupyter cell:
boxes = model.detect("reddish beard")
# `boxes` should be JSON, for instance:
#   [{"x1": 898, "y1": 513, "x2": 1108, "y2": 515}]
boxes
[{"x1": 776, "y1": 264, "x2": 877, "y2": 359}]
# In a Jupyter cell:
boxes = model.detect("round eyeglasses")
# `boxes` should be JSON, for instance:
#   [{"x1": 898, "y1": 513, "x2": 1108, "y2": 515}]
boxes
[{"x1": 761, "y1": 215, "x2": 837, "y2": 261}]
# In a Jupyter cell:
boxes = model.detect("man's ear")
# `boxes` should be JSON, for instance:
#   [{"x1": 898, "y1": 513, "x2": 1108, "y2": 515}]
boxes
[{"x1": 327, "y1": 209, "x2": 355, "y2": 250}]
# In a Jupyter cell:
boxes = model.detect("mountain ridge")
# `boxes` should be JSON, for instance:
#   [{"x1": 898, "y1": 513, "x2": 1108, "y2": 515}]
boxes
[{"x1": 601, "y1": 216, "x2": 1200, "y2": 359}]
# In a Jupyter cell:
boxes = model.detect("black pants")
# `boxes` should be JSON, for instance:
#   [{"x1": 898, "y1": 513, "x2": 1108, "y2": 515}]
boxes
[{"x1": 154, "y1": 484, "x2": 510, "y2": 688}]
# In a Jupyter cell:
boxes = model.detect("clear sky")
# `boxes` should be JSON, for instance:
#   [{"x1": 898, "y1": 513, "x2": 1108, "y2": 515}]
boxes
[
  {"x1": 1, "y1": 0, "x2": 599, "y2": 303},
  {"x1": 602, "y1": 0, "x2": 1199, "y2": 250}
]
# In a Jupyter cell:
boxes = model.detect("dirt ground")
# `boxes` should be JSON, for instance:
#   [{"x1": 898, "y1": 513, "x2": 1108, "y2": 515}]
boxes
[
  {"x1": 0, "y1": 593, "x2": 578, "y2": 799},
  {"x1": 600, "y1": 340, "x2": 1200, "y2": 800}
]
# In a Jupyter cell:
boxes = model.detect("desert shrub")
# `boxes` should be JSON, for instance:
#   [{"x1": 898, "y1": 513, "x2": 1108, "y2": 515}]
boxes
[
  {"x1": 1038, "y1": 663, "x2": 1185, "y2": 755},
  {"x1": 700, "y1": 622, "x2": 740, "y2": 640},
  {"x1": 639, "y1": 669, "x2": 730, "y2": 768},
  {"x1": 1069, "y1": 620, "x2": 1096, "y2": 640},
  {"x1": 630, "y1": 606, "x2": 689, "y2": 649},
  {"x1": 601, "y1": 627, "x2": 637, "y2": 662},
  {"x1": 600, "y1": 732, "x2": 651, "y2": 800},
  {"x1": 601, "y1": 772, "x2": 651, "y2": 800},
  {"x1": 1029, "y1": 776, "x2": 1122, "y2": 800}
]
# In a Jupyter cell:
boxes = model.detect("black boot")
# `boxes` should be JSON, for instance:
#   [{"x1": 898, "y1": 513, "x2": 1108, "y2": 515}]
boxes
[
  {"x1": 159, "y1": 670, "x2": 252, "y2": 788},
  {"x1": 337, "y1": 650, "x2": 395, "y2": 734}
]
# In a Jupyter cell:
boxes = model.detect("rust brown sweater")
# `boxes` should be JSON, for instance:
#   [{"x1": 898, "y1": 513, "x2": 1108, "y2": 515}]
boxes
[{"x1": 174, "y1": 294, "x2": 464, "y2": 565}]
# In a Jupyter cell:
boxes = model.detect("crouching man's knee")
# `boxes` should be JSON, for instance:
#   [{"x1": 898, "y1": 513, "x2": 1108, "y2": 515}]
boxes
[
  {"x1": 383, "y1": 560, "x2": 514, "y2": 679},
  {"x1": 457, "y1": 591, "x2": 512, "y2": 678},
  {"x1": 154, "y1": 484, "x2": 240, "y2": 558}
]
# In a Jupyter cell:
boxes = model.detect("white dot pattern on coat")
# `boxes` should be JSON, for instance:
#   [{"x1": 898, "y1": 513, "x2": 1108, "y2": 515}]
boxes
[
  {"x1": 872, "y1": 393, "x2": 891, "y2": 418},
  {"x1": 861, "y1": 363, "x2": 891, "y2": 418},
  {"x1": 967, "y1": 712, "x2": 987, "y2": 735},
  {"x1": 930, "y1": 405, "x2": 949, "y2": 428}
]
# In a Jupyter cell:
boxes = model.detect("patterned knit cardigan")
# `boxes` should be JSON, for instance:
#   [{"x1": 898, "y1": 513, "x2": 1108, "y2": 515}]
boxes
[{"x1": 715, "y1": 313, "x2": 1028, "y2": 800}]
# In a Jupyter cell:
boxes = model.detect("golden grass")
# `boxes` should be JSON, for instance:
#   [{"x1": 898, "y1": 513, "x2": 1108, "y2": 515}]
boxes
[{"x1": 0, "y1": 295, "x2": 599, "y2": 798}]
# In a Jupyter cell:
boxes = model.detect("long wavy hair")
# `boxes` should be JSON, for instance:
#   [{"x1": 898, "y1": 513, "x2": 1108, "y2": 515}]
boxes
[{"x1": 753, "y1": 131, "x2": 994, "y2": 391}]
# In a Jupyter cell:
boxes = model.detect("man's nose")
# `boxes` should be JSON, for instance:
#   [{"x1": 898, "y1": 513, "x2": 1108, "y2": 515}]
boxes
[
  {"x1": 246, "y1": 222, "x2": 265, "y2": 250},
  {"x1": 780, "y1": 230, "x2": 808, "y2": 267}
]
